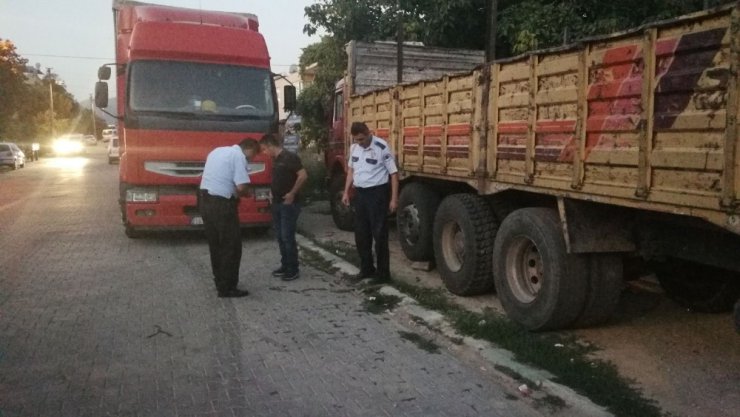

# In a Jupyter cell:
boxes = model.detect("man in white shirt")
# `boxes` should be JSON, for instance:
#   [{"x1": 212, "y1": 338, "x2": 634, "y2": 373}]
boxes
[
  {"x1": 199, "y1": 138, "x2": 260, "y2": 298},
  {"x1": 341, "y1": 122, "x2": 399, "y2": 282}
]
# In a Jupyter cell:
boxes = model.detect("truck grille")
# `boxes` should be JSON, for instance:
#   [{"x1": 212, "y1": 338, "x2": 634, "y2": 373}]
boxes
[{"x1": 145, "y1": 161, "x2": 266, "y2": 177}]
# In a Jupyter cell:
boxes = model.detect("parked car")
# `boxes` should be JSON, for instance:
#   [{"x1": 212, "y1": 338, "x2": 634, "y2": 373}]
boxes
[
  {"x1": 102, "y1": 127, "x2": 116, "y2": 143},
  {"x1": 83, "y1": 135, "x2": 97, "y2": 146},
  {"x1": 108, "y1": 137, "x2": 120, "y2": 164},
  {"x1": 0, "y1": 142, "x2": 26, "y2": 170},
  {"x1": 53, "y1": 134, "x2": 86, "y2": 156}
]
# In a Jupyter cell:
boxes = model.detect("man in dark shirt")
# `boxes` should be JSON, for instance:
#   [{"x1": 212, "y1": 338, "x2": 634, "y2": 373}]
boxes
[{"x1": 260, "y1": 134, "x2": 307, "y2": 281}]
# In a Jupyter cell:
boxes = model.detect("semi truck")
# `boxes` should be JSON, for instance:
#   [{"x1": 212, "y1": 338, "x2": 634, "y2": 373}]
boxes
[
  {"x1": 341, "y1": 4, "x2": 740, "y2": 330},
  {"x1": 95, "y1": 0, "x2": 294, "y2": 237}
]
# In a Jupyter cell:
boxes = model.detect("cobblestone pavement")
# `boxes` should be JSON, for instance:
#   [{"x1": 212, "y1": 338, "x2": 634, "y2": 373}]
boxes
[{"x1": 0, "y1": 150, "x2": 544, "y2": 417}]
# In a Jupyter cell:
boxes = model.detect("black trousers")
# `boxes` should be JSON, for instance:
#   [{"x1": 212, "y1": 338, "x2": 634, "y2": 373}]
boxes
[
  {"x1": 199, "y1": 191, "x2": 242, "y2": 292},
  {"x1": 353, "y1": 183, "x2": 390, "y2": 278}
]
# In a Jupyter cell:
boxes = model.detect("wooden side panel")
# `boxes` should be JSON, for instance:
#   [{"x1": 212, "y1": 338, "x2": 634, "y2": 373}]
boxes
[
  {"x1": 531, "y1": 51, "x2": 580, "y2": 186},
  {"x1": 346, "y1": 6, "x2": 739, "y2": 232},
  {"x1": 494, "y1": 59, "x2": 530, "y2": 182},
  {"x1": 648, "y1": 12, "x2": 731, "y2": 202}
]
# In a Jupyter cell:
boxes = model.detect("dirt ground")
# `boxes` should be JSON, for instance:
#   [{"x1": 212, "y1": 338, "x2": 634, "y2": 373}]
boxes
[{"x1": 297, "y1": 201, "x2": 740, "y2": 417}]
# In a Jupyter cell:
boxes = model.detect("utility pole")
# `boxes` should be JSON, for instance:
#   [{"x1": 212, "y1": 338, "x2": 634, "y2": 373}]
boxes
[
  {"x1": 90, "y1": 94, "x2": 97, "y2": 139},
  {"x1": 48, "y1": 77, "x2": 55, "y2": 139},
  {"x1": 485, "y1": 0, "x2": 498, "y2": 62},
  {"x1": 396, "y1": 0, "x2": 404, "y2": 84}
]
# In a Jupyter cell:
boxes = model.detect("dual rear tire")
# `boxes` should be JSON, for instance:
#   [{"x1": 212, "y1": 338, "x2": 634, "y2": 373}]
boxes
[{"x1": 430, "y1": 198, "x2": 623, "y2": 330}]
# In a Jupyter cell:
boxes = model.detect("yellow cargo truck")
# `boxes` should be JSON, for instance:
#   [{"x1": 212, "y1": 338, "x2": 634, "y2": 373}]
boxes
[{"x1": 346, "y1": 4, "x2": 740, "y2": 330}]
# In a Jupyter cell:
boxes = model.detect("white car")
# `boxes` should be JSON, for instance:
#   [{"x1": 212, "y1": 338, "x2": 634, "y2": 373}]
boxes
[
  {"x1": 53, "y1": 134, "x2": 86, "y2": 156},
  {"x1": 108, "y1": 137, "x2": 120, "y2": 164},
  {"x1": 0, "y1": 142, "x2": 26, "y2": 170}
]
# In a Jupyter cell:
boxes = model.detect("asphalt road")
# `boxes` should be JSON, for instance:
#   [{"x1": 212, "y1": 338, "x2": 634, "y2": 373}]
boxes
[{"x1": 0, "y1": 148, "x2": 548, "y2": 417}]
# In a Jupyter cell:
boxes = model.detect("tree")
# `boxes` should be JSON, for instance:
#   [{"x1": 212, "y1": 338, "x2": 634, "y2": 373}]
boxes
[
  {"x1": 0, "y1": 39, "x2": 29, "y2": 138},
  {"x1": 296, "y1": 37, "x2": 347, "y2": 149}
]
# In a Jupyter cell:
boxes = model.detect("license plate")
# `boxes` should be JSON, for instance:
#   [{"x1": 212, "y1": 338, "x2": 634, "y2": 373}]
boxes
[{"x1": 191, "y1": 216, "x2": 203, "y2": 226}]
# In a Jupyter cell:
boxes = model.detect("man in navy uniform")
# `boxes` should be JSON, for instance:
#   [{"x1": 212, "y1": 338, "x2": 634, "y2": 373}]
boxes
[
  {"x1": 199, "y1": 138, "x2": 260, "y2": 298},
  {"x1": 341, "y1": 122, "x2": 399, "y2": 282}
]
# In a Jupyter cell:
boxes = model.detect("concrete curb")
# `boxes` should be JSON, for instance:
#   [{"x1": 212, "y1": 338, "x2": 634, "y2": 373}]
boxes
[{"x1": 297, "y1": 233, "x2": 613, "y2": 417}]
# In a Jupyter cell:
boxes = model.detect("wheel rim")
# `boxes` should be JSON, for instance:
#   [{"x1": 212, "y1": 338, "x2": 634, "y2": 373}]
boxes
[
  {"x1": 441, "y1": 221, "x2": 465, "y2": 272},
  {"x1": 400, "y1": 204, "x2": 421, "y2": 246},
  {"x1": 504, "y1": 237, "x2": 543, "y2": 303}
]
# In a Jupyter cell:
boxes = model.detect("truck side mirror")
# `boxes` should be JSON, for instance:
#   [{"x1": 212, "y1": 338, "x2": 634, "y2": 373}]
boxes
[
  {"x1": 95, "y1": 81, "x2": 109, "y2": 108},
  {"x1": 283, "y1": 85, "x2": 297, "y2": 112},
  {"x1": 98, "y1": 66, "x2": 111, "y2": 81}
]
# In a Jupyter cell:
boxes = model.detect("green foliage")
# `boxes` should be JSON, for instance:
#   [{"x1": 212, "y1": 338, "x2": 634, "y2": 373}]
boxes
[
  {"x1": 0, "y1": 38, "x2": 80, "y2": 141},
  {"x1": 296, "y1": 37, "x2": 346, "y2": 149}
]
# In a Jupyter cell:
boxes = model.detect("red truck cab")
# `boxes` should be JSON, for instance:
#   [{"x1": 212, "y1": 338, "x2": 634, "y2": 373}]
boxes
[{"x1": 95, "y1": 0, "x2": 294, "y2": 237}]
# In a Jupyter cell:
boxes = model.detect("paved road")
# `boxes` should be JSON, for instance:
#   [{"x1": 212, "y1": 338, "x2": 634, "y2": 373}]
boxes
[{"x1": 0, "y1": 149, "x2": 543, "y2": 417}]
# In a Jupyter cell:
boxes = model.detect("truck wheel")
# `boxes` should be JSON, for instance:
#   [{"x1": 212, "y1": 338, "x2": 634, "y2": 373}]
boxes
[
  {"x1": 433, "y1": 194, "x2": 497, "y2": 295},
  {"x1": 493, "y1": 208, "x2": 588, "y2": 331},
  {"x1": 330, "y1": 174, "x2": 354, "y2": 231},
  {"x1": 734, "y1": 299, "x2": 740, "y2": 334},
  {"x1": 572, "y1": 254, "x2": 624, "y2": 327},
  {"x1": 654, "y1": 260, "x2": 740, "y2": 313},
  {"x1": 124, "y1": 224, "x2": 141, "y2": 239},
  {"x1": 398, "y1": 183, "x2": 440, "y2": 261}
]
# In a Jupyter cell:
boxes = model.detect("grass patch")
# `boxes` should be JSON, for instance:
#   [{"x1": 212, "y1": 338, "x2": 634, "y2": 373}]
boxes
[
  {"x1": 361, "y1": 288, "x2": 402, "y2": 315},
  {"x1": 298, "y1": 245, "x2": 339, "y2": 276},
  {"x1": 298, "y1": 234, "x2": 664, "y2": 417},
  {"x1": 534, "y1": 394, "x2": 568, "y2": 413},
  {"x1": 398, "y1": 331, "x2": 441, "y2": 354}
]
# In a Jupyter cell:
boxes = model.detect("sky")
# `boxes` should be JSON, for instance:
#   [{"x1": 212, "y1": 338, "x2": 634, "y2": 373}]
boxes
[{"x1": 0, "y1": 0, "x2": 317, "y2": 102}]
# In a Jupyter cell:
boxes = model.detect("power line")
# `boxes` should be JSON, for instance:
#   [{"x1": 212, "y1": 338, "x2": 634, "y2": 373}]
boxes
[
  {"x1": 20, "y1": 53, "x2": 113, "y2": 61},
  {"x1": 20, "y1": 52, "x2": 296, "y2": 66}
]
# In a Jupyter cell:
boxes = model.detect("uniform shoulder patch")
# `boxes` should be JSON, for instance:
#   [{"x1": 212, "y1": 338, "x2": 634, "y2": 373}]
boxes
[{"x1": 373, "y1": 140, "x2": 386, "y2": 150}]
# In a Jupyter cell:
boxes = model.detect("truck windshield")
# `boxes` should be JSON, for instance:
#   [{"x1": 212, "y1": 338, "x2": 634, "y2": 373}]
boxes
[{"x1": 129, "y1": 61, "x2": 275, "y2": 119}]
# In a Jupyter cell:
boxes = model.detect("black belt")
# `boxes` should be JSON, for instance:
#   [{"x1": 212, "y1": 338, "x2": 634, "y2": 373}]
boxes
[
  {"x1": 355, "y1": 183, "x2": 389, "y2": 192},
  {"x1": 199, "y1": 189, "x2": 238, "y2": 201}
]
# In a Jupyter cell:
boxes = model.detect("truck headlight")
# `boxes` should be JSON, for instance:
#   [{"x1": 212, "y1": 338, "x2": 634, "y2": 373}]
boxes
[
  {"x1": 126, "y1": 189, "x2": 158, "y2": 203},
  {"x1": 254, "y1": 187, "x2": 271, "y2": 201}
]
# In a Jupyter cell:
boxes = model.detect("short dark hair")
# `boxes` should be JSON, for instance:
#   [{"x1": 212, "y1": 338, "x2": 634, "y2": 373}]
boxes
[
  {"x1": 238, "y1": 138, "x2": 260, "y2": 151},
  {"x1": 350, "y1": 122, "x2": 370, "y2": 135},
  {"x1": 259, "y1": 134, "x2": 280, "y2": 147}
]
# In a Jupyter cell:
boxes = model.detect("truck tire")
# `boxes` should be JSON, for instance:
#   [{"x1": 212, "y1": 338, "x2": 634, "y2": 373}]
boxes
[
  {"x1": 654, "y1": 260, "x2": 740, "y2": 313},
  {"x1": 433, "y1": 194, "x2": 497, "y2": 295},
  {"x1": 398, "y1": 183, "x2": 440, "y2": 261},
  {"x1": 734, "y1": 299, "x2": 740, "y2": 334},
  {"x1": 572, "y1": 254, "x2": 624, "y2": 327},
  {"x1": 124, "y1": 224, "x2": 141, "y2": 239},
  {"x1": 493, "y1": 208, "x2": 588, "y2": 331},
  {"x1": 329, "y1": 174, "x2": 354, "y2": 231}
]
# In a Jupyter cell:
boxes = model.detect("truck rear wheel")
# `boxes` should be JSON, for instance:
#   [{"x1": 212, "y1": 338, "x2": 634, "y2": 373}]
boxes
[
  {"x1": 330, "y1": 174, "x2": 354, "y2": 231},
  {"x1": 572, "y1": 254, "x2": 624, "y2": 327},
  {"x1": 654, "y1": 260, "x2": 740, "y2": 313},
  {"x1": 493, "y1": 208, "x2": 588, "y2": 331},
  {"x1": 398, "y1": 183, "x2": 440, "y2": 261},
  {"x1": 433, "y1": 194, "x2": 497, "y2": 295}
]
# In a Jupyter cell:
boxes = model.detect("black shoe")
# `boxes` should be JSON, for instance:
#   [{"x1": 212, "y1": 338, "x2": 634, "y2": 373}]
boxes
[
  {"x1": 281, "y1": 270, "x2": 300, "y2": 281},
  {"x1": 372, "y1": 274, "x2": 391, "y2": 284},
  {"x1": 345, "y1": 271, "x2": 375, "y2": 284},
  {"x1": 272, "y1": 266, "x2": 287, "y2": 277},
  {"x1": 218, "y1": 288, "x2": 249, "y2": 298}
]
